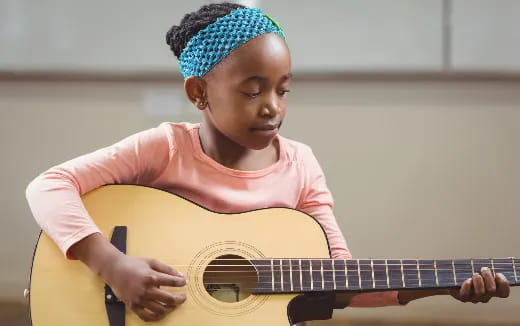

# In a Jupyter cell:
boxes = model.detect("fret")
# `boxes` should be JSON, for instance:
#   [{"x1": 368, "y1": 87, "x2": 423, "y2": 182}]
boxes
[
  {"x1": 344, "y1": 259, "x2": 350, "y2": 289},
  {"x1": 295, "y1": 259, "x2": 302, "y2": 292},
  {"x1": 387, "y1": 259, "x2": 404, "y2": 289},
  {"x1": 402, "y1": 259, "x2": 420, "y2": 288},
  {"x1": 492, "y1": 258, "x2": 515, "y2": 284},
  {"x1": 371, "y1": 260, "x2": 375, "y2": 289},
  {"x1": 433, "y1": 260, "x2": 439, "y2": 286},
  {"x1": 271, "y1": 259, "x2": 275, "y2": 291},
  {"x1": 333, "y1": 259, "x2": 346, "y2": 291},
  {"x1": 357, "y1": 259, "x2": 362, "y2": 289},
  {"x1": 385, "y1": 259, "x2": 389, "y2": 288},
  {"x1": 471, "y1": 259, "x2": 476, "y2": 275},
  {"x1": 418, "y1": 260, "x2": 436, "y2": 288},
  {"x1": 300, "y1": 259, "x2": 312, "y2": 291},
  {"x1": 273, "y1": 259, "x2": 282, "y2": 291},
  {"x1": 372, "y1": 259, "x2": 388, "y2": 290},
  {"x1": 491, "y1": 259, "x2": 496, "y2": 276},
  {"x1": 400, "y1": 259, "x2": 406, "y2": 288},
  {"x1": 280, "y1": 259, "x2": 284, "y2": 292},
  {"x1": 322, "y1": 259, "x2": 334, "y2": 291},
  {"x1": 320, "y1": 260, "x2": 325, "y2": 290},
  {"x1": 452, "y1": 260, "x2": 457, "y2": 285},
  {"x1": 282, "y1": 259, "x2": 291, "y2": 292},
  {"x1": 289, "y1": 260, "x2": 293, "y2": 292},
  {"x1": 332, "y1": 259, "x2": 336, "y2": 290},
  {"x1": 345, "y1": 259, "x2": 360, "y2": 290},
  {"x1": 290, "y1": 259, "x2": 301, "y2": 292},
  {"x1": 436, "y1": 260, "x2": 456, "y2": 287},
  {"x1": 512, "y1": 258, "x2": 518, "y2": 284},
  {"x1": 320, "y1": 259, "x2": 325, "y2": 290},
  {"x1": 515, "y1": 258, "x2": 520, "y2": 285},
  {"x1": 359, "y1": 259, "x2": 373, "y2": 289},
  {"x1": 311, "y1": 259, "x2": 323, "y2": 291},
  {"x1": 453, "y1": 259, "x2": 473, "y2": 285},
  {"x1": 416, "y1": 259, "x2": 422, "y2": 287},
  {"x1": 310, "y1": 260, "x2": 314, "y2": 291}
]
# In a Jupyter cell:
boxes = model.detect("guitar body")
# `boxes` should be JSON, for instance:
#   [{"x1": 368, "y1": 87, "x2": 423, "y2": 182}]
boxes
[{"x1": 29, "y1": 185, "x2": 332, "y2": 326}]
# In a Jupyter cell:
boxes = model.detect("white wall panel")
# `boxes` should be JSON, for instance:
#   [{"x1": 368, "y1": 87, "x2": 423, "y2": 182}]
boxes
[
  {"x1": 451, "y1": 0, "x2": 520, "y2": 71},
  {"x1": 0, "y1": 0, "x2": 444, "y2": 73}
]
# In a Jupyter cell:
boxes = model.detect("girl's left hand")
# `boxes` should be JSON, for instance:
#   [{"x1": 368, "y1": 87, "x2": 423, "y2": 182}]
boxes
[{"x1": 450, "y1": 267, "x2": 510, "y2": 303}]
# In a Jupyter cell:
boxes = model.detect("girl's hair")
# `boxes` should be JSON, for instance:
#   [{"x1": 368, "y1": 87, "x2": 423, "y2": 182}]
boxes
[{"x1": 166, "y1": 2, "x2": 246, "y2": 59}]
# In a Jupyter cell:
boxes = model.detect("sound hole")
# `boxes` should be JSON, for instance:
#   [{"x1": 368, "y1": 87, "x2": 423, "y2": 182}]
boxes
[{"x1": 203, "y1": 254, "x2": 258, "y2": 303}]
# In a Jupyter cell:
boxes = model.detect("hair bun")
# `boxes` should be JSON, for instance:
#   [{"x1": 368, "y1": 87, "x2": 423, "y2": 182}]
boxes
[{"x1": 165, "y1": 25, "x2": 185, "y2": 58}]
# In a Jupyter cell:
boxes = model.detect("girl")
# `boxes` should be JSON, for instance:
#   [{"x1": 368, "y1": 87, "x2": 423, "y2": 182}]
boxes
[{"x1": 26, "y1": 2, "x2": 510, "y2": 323}]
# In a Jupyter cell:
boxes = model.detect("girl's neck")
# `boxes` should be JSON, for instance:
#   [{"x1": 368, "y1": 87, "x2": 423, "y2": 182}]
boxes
[{"x1": 198, "y1": 120, "x2": 279, "y2": 171}]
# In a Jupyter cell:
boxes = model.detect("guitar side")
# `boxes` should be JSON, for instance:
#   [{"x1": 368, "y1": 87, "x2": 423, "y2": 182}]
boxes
[{"x1": 29, "y1": 185, "x2": 332, "y2": 326}]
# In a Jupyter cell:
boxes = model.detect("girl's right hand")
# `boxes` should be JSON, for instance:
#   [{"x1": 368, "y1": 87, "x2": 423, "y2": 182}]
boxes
[{"x1": 103, "y1": 254, "x2": 187, "y2": 322}]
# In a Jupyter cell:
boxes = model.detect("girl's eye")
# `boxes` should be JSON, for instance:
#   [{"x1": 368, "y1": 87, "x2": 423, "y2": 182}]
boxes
[
  {"x1": 244, "y1": 92, "x2": 260, "y2": 98},
  {"x1": 278, "y1": 89, "x2": 290, "y2": 96}
]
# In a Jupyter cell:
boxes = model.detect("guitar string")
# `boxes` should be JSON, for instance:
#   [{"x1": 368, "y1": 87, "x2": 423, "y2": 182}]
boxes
[
  {"x1": 165, "y1": 277, "x2": 519, "y2": 293},
  {"x1": 164, "y1": 262, "x2": 517, "y2": 268},
  {"x1": 159, "y1": 259, "x2": 517, "y2": 265}
]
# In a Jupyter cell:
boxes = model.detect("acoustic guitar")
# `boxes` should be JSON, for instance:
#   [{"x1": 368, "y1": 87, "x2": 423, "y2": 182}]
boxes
[{"x1": 28, "y1": 185, "x2": 519, "y2": 325}]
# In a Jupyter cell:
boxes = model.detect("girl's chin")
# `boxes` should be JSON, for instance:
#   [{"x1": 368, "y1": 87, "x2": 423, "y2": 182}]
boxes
[{"x1": 246, "y1": 136, "x2": 277, "y2": 151}]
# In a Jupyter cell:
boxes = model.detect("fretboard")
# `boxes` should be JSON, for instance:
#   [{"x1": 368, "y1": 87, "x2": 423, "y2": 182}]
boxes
[{"x1": 251, "y1": 258, "x2": 519, "y2": 294}]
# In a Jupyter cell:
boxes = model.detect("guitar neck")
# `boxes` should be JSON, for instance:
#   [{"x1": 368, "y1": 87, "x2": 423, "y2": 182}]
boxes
[{"x1": 251, "y1": 258, "x2": 520, "y2": 294}]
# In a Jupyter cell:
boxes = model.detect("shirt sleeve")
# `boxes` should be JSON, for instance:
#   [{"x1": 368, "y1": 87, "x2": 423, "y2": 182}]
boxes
[
  {"x1": 296, "y1": 144, "x2": 402, "y2": 307},
  {"x1": 25, "y1": 123, "x2": 173, "y2": 258}
]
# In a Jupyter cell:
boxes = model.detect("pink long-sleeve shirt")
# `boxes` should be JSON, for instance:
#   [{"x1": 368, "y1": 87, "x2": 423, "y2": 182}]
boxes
[{"x1": 25, "y1": 122, "x2": 399, "y2": 307}]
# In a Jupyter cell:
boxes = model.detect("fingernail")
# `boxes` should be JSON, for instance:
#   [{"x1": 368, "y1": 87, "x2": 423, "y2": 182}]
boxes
[
  {"x1": 481, "y1": 267, "x2": 489, "y2": 273},
  {"x1": 178, "y1": 271, "x2": 184, "y2": 277}
]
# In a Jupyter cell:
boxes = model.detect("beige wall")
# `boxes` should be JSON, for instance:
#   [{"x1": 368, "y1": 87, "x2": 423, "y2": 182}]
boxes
[{"x1": 1, "y1": 78, "x2": 519, "y2": 323}]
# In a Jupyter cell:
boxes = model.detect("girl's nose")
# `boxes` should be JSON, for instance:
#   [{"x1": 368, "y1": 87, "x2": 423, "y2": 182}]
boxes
[
  {"x1": 260, "y1": 105, "x2": 278, "y2": 117},
  {"x1": 260, "y1": 94, "x2": 280, "y2": 116}
]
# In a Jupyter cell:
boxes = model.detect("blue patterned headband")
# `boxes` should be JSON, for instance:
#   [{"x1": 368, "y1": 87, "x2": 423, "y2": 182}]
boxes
[{"x1": 179, "y1": 7, "x2": 286, "y2": 79}]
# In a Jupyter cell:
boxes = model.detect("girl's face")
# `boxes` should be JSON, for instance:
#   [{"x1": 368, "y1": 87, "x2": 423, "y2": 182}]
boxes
[{"x1": 202, "y1": 32, "x2": 292, "y2": 150}]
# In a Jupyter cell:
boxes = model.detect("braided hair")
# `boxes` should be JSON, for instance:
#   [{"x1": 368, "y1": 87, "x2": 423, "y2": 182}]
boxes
[{"x1": 166, "y1": 2, "x2": 246, "y2": 59}]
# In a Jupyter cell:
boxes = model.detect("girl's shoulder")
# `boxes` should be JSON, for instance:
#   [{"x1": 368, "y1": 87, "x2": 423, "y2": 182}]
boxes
[
  {"x1": 153, "y1": 121, "x2": 200, "y2": 149},
  {"x1": 277, "y1": 134, "x2": 318, "y2": 166},
  {"x1": 156, "y1": 121, "x2": 199, "y2": 136}
]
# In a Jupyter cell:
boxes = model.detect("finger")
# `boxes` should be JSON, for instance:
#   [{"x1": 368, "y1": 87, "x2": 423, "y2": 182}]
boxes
[
  {"x1": 142, "y1": 300, "x2": 173, "y2": 319},
  {"x1": 145, "y1": 287, "x2": 187, "y2": 307},
  {"x1": 132, "y1": 305, "x2": 161, "y2": 322},
  {"x1": 153, "y1": 272, "x2": 187, "y2": 287},
  {"x1": 458, "y1": 279, "x2": 473, "y2": 302},
  {"x1": 480, "y1": 295, "x2": 492, "y2": 303},
  {"x1": 480, "y1": 267, "x2": 496, "y2": 294},
  {"x1": 149, "y1": 259, "x2": 184, "y2": 277},
  {"x1": 472, "y1": 273, "x2": 485, "y2": 298},
  {"x1": 495, "y1": 273, "x2": 511, "y2": 298}
]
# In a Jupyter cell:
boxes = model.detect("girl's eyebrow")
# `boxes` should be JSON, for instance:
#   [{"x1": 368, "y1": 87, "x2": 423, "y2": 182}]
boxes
[{"x1": 240, "y1": 72, "x2": 293, "y2": 83}]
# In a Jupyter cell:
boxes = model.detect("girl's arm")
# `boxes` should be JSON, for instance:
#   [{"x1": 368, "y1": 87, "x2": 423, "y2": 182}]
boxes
[
  {"x1": 25, "y1": 123, "x2": 186, "y2": 321},
  {"x1": 26, "y1": 123, "x2": 171, "y2": 258}
]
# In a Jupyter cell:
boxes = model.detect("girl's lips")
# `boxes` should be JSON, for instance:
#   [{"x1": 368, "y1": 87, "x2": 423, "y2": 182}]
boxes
[
  {"x1": 251, "y1": 122, "x2": 280, "y2": 131},
  {"x1": 251, "y1": 126, "x2": 278, "y2": 135}
]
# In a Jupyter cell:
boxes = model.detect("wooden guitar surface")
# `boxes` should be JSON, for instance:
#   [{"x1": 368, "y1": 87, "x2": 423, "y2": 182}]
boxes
[{"x1": 29, "y1": 185, "x2": 331, "y2": 325}]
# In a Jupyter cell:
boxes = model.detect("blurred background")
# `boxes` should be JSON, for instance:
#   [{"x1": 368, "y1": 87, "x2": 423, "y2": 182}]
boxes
[{"x1": 1, "y1": 0, "x2": 519, "y2": 325}]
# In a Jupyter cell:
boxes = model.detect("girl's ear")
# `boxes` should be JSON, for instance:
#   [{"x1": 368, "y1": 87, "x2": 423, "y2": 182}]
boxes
[{"x1": 184, "y1": 76, "x2": 208, "y2": 110}]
